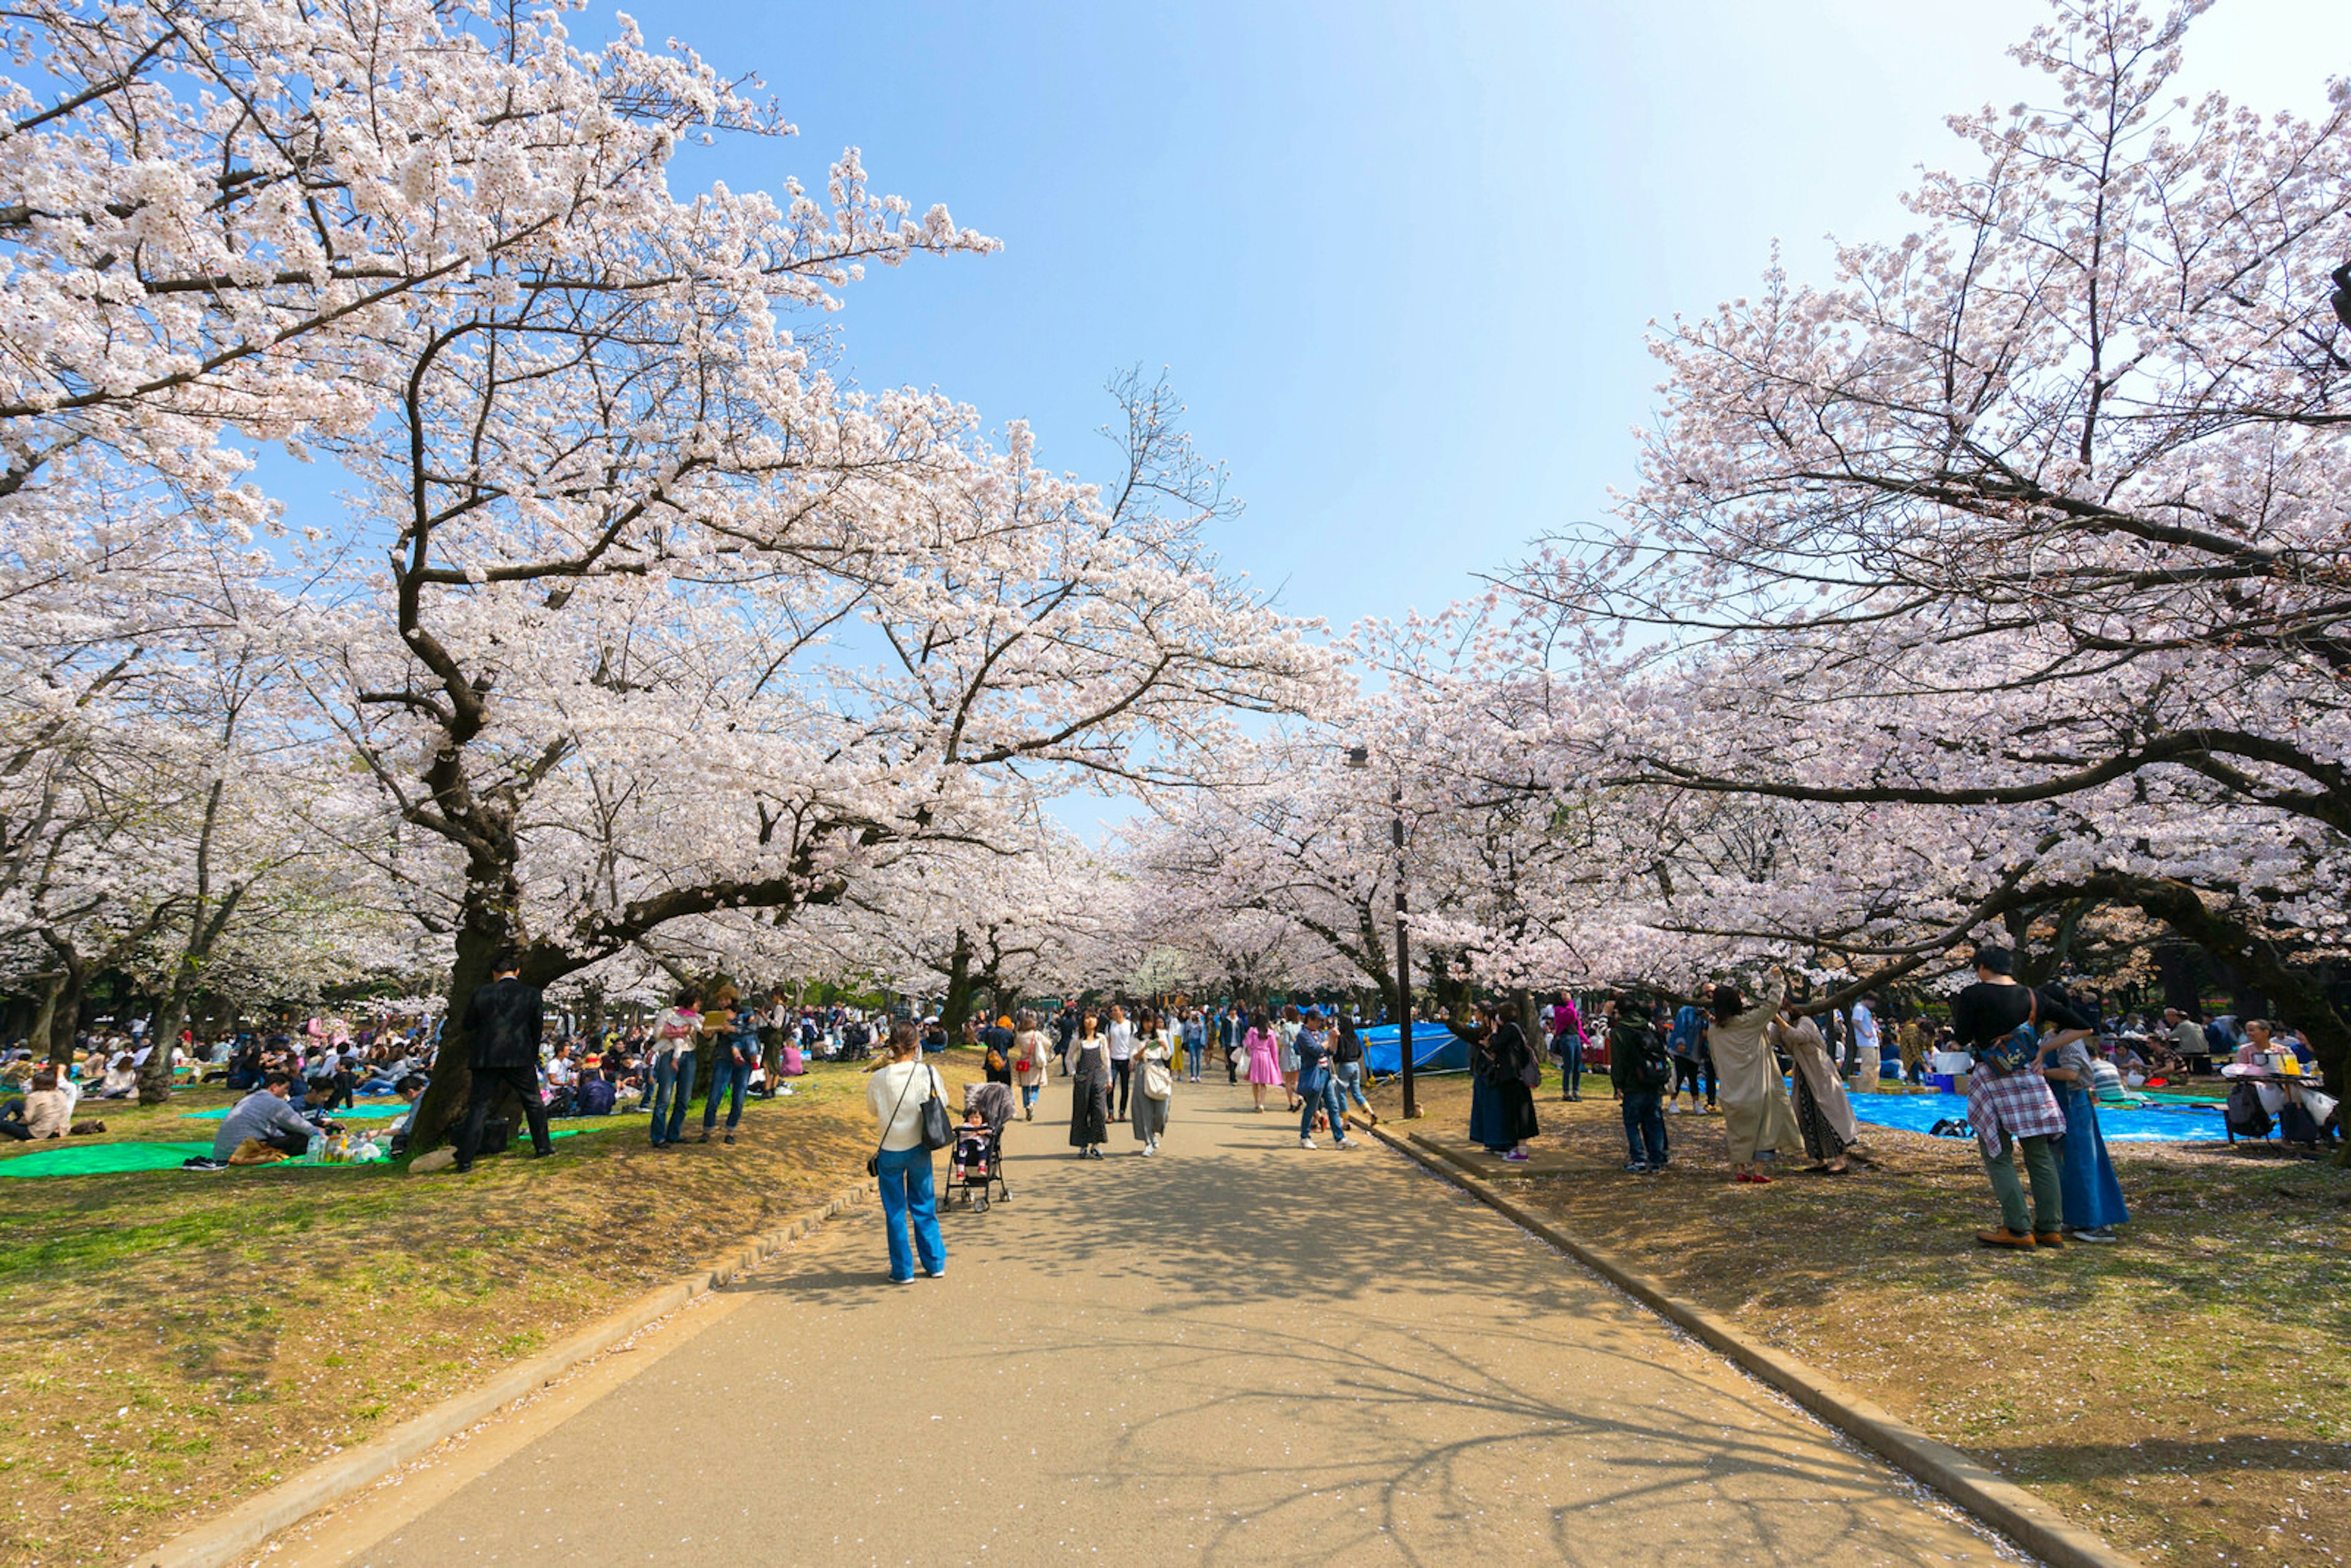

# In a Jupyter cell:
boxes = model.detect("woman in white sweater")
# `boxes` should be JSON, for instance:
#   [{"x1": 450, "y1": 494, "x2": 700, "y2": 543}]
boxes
[{"x1": 866, "y1": 1022, "x2": 947, "y2": 1284}]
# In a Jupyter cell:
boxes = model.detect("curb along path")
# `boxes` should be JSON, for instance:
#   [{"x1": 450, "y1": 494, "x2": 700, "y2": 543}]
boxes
[
  {"x1": 1363, "y1": 1115, "x2": 2142, "y2": 1568},
  {"x1": 124, "y1": 1183, "x2": 875, "y2": 1568}
]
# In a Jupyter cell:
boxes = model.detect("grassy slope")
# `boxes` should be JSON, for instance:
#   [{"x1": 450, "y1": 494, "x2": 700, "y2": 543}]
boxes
[
  {"x1": 1367, "y1": 1073, "x2": 2350, "y2": 1568},
  {"x1": 0, "y1": 1054, "x2": 977, "y2": 1565}
]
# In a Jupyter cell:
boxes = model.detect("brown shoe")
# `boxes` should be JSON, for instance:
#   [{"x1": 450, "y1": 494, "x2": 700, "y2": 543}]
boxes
[
  {"x1": 2034, "y1": 1231, "x2": 2065, "y2": 1248},
  {"x1": 1976, "y1": 1228, "x2": 2036, "y2": 1249}
]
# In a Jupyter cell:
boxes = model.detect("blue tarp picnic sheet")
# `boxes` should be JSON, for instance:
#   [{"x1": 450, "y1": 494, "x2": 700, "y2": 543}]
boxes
[
  {"x1": 1848, "y1": 1090, "x2": 2226, "y2": 1142},
  {"x1": 182, "y1": 1099, "x2": 410, "y2": 1120},
  {"x1": 1360, "y1": 1023, "x2": 1469, "y2": 1075}
]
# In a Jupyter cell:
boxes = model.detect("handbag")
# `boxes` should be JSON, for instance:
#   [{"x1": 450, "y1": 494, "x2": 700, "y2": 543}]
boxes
[
  {"x1": 1143, "y1": 1060, "x2": 1173, "y2": 1101},
  {"x1": 918, "y1": 1069, "x2": 953, "y2": 1150},
  {"x1": 1976, "y1": 989, "x2": 2040, "y2": 1077}
]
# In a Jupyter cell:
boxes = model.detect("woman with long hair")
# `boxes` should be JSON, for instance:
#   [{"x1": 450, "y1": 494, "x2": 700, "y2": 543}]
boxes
[
  {"x1": 1010, "y1": 1010, "x2": 1051, "y2": 1121},
  {"x1": 1772, "y1": 997, "x2": 1862, "y2": 1175},
  {"x1": 1068, "y1": 1010, "x2": 1111, "y2": 1158},
  {"x1": 1711, "y1": 969, "x2": 1801, "y2": 1184},
  {"x1": 866, "y1": 1021, "x2": 947, "y2": 1284},
  {"x1": 1243, "y1": 1010, "x2": 1281, "y2": 1111},
  {"x1": 1468, "y1": 1002, "x2": 1539, "y2": 1163},
  {"x1": 1131, "y1": 1010, "x2": 1174, "y2": 1155}
]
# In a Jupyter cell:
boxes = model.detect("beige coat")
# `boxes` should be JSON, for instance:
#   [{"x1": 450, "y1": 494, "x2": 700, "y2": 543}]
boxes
[
  {"x1": 1011, "y1": 1030, "x2": 1051, "y2": 1087},
  {"x1": 1709, "y1": 978, "x2": 1801, "y2": 1165}
]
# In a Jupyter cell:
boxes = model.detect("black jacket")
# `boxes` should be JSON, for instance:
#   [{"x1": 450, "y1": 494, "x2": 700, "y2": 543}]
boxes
[{"x1": 463, "y1": 977, "x2": 544, "y2": 1071}]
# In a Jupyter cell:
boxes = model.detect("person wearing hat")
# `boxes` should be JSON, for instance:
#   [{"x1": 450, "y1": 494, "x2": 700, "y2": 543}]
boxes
[{"x1": 1291, "y1": 1009, "x2": 1357, "y2": 1150}]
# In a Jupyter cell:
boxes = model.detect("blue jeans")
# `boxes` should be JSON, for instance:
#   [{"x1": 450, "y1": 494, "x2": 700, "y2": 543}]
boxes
[
  {"x1": 875, "y1": 1145, "x2": 945, "y2": 1281},
  {"x1": 702, "y1": 1057, "x2": 751, "y2": 1131},
  {"x1": 1622, "y1": 1091, "x2": 1666, "y2": 1165},
  {"x1": 650, "y1": 1053, "x2": 696, "y2": 1145},
  {"x1": 1562, "y1": 1042, "x2": 1583, "y2": 1096},
  {"x1": 1019, "y1": 1084, "x2": 1039, "y2": 1112},
  {"x1": 1299, "y1": 1078, "x2": 1349, "y2": 1141},
  {"x1": 1333, "y1": 1060, "x2": 1371, "y2": 1112}
]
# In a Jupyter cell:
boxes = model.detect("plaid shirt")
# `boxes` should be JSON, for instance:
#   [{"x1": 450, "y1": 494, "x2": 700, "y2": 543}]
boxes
[{"x1": 1967, "y1": 1067, "x2": 2067, "y2": 1155}]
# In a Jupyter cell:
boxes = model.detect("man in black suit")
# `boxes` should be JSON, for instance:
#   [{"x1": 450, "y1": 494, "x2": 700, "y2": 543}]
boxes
[{"x1": 453, "y1": 954, "x2": 555, "y2": 1172}]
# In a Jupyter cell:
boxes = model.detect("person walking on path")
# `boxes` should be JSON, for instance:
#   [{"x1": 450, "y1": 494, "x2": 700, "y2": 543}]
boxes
[
  {"x1": 1548, "y1": 991, "x2": 1588, "y2": 1102},
  {"x1": 1068, "y1": 1010, "x2": 1112, "y2": 1159},
  {"x1": 1105, "y1": 1004, "x2": 1138, "y2": 1120},
  {"x1": 1292, "y1": 1010, "x2": 1357, "y2": 1150},
  {"x1": 1242, "y1": 1011, "x2": 1282, "y2": 1111},
  {"x1": 2041, "y1": 1018, "x2": 2129, "y2": 1242},
  {"x1": 648, "y1": 987, "x2": 702, "y2": 1149},
  {"x1": 1951, "y1": 947, "x2": 2094, "y2": 1250},
  {"x1": 1055, "y1": 1005, "x2": 1079, "y2": 1078},
  {"x1": 1608, "y1": 997, "x2": 1671, "y2": 1172},
  {"x1": 866, "y1": 1022, "x2": 947, "y2": 1284},
  {"x1": 1330, "y1": 1018, "x2": 1376, "y2": 1126},
  {"x1": 700, "y1": 987, "x2": 757, "y2": 1146},
  {"x1": 1222, "y1": 1007, "x2": 1243, "y2": 1084},
  {"x1": 1277, "y1": 1004, "x2": 1304, "y2": 1111},
  {"x1": 1708, "y1": 970, "x2": 1800, "y2": 1185},
  {"x1": 1131, "y1": 1016, "x2": 1174, "y2": 1155},
  {"x1": 1181, "y1": 1009, "x2": 1207, "y2": 1084},
  {"x1": 1011, "y1": 1011, "x2": 1051, "y2": 1120},
  {"x1": 455, "y1": 955, "x2": 555, "y2": 1172},
  {"x1": 1665, "y1": 1000, "x2": 1716, "y2": 1114},
  {"x1": 1772, "y1": 998, "x2": 1863, "y2": 1175}
]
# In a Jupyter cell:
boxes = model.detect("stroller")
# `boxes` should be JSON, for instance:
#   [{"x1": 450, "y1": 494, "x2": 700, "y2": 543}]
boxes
[{"x1": 946, "y1": 1081, "x2": 1016, "y2": 1212}]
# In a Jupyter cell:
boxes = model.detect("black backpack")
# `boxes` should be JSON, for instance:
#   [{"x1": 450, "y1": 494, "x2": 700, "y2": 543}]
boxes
[
  {"x1": 2225, "y1": 1081, "x2": 2273, "y2": 1139},
  {"x1": 1622, "y1": 1023, "x2": 1672, "y2": 1091}
]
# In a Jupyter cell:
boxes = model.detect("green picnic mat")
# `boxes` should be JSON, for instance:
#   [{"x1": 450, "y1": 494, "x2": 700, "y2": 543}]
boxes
[
  {"x1": 0, "y1": 1140, "x2": 217, "y2": 1177},
  {"x1": 182, "y1": 1099, "x2": 410, "y2": 1120},
  {"x1": 0, "y1": 1128, "x2": 579, "y2": 1177}
]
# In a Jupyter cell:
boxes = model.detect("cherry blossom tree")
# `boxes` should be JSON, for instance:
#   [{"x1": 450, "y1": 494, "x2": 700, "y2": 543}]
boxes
[{"x1": 1497, "y1": 0, "x2": 2351, "y2": 1088}]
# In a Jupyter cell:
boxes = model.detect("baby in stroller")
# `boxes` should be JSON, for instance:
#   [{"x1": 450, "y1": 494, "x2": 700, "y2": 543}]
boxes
[{"x1": 948, "y1": 1081, "x2": 1016, "y2": 1211}]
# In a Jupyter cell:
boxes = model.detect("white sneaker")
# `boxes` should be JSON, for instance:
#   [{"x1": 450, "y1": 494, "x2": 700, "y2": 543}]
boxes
[
  {"x1": 1141, "y1": 1142, "x2": 1154, "y2": 1156},
  {"x1": 1300, "y1": 1136, "x2": 1316, "y2": 1149},
  {"x1": 1665, "y1": 1103, "x2": 1681, "y2": 1114}
]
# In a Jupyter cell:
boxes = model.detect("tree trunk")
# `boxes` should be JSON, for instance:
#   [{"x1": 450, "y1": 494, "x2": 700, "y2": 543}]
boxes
[
  {"x1": 27, "y1": 972, "x2": 66, "y2": 1067},
  {"x1": 408, "y1": 878, "x2": 517, "y2": 1152},
  {"x1": 938, "y1": 929, "x2": 976, "y2": 1037},
  {"x1": 43, "y1": 956, "x2": 86, "y2": 1065}
]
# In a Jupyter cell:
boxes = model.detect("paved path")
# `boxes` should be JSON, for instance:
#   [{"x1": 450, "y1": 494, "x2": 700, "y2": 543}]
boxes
[{"x1": 319, "y1": 1078, "x2": 2020, "y2": 1566}]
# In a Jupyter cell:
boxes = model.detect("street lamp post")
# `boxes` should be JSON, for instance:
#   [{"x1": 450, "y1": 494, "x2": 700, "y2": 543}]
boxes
[{"x1": 1349, "y1": 745, "x2": 1417, "y2": 1120}]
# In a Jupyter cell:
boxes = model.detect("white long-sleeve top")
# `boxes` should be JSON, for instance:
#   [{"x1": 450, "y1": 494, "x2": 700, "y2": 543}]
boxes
[
  {"x1": 1106, "y1": 1020, "x2": 1136, "y2": 1062},
  {"x1": 868, "y1": 1059, "x2": 944, "y2": 1152}
]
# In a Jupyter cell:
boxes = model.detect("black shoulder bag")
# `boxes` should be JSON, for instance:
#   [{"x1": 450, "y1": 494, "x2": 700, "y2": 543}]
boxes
[{"x1": 868, "y1": 1063, "x2": 921, "y2": 1177}]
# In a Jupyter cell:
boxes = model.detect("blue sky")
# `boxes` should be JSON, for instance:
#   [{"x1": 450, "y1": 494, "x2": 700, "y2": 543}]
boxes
[
  {"x1": 257, "y1": 1, "x2": 2351, "y2": 839},
  {"x1": 618, "y1": 0, "x2": 2351, "y2": 630}
]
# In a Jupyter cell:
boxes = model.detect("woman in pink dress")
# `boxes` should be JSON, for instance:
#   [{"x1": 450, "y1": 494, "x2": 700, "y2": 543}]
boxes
[{"x1": 1243, "y1": 1011, "x2": 1282, "y2": 1111}]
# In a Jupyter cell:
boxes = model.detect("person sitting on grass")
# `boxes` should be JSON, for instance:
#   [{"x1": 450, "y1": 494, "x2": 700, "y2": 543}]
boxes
[
  {"x1": 212, "y1": 1073, "x2": 325, "y2": 1161},
  {"x1": 386, "y1": 1073, "x2": 429, "y2": 1156},
  {"x1": 0, "y1": 1071, "x2": 72, "y2": 1140}
]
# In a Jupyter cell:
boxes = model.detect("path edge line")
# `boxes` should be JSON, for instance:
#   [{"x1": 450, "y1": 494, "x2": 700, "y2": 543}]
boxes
[
  {"x1": 1358, "y1": 1117, "x2": 2142, "y2": 1568},
  {"x1": 123, "y1": 1179, "x2": 876, "y2": 1568}
]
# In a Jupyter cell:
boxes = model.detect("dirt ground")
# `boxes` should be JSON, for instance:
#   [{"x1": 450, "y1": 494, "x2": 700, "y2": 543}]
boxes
[
  {"x1": 0, "y1": 1054, "x2": 977, "y2": 1566},
  {"x1": 1364, "y1": 1070, "x2": 2351, "y2": 1568}
]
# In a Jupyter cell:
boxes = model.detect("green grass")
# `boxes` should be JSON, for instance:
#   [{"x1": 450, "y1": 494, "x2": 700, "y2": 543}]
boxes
[
  {"x1": 1375, "y1": 1075, "x2": 2351, "y2": 1568},
  {"x1": 0, "y1": 1055, "x2": 977, "y2": 1565}
]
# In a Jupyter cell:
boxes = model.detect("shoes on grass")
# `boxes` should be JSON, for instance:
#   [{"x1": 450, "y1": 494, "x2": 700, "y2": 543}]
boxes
[{"x1": 1976, "y1": 1228, "x2": 2035, "y2": 1248}]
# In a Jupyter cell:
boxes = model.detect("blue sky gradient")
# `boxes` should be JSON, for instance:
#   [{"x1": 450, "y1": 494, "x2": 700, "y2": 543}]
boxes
[{"x1": 610, "y1": 0, "x2": 2351, "y2": 628}]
